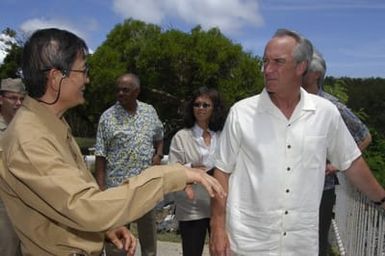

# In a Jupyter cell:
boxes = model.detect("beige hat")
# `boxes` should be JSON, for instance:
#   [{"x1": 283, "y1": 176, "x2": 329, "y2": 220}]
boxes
[{"x1": 0, "y1": 78, "x2": 26, "y2": 94}]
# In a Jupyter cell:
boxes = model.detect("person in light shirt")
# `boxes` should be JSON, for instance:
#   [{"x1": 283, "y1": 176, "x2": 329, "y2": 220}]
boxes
[
  {"x1": 210, "y1": 28, "x2": 385, "y2": 255},
  {"x1": 169, "y1": 87, "x2": 226, "y2": 256}
]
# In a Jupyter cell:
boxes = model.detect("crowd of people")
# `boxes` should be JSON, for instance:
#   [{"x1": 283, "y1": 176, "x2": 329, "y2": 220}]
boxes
[{"x1": 0, "y1": 27, "x2": 384, "y2": 256}]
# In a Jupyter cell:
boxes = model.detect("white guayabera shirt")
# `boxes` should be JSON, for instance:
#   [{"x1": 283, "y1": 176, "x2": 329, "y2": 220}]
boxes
[{"x1": 215, "y1": 88, "x2": 360, "y2": 255}]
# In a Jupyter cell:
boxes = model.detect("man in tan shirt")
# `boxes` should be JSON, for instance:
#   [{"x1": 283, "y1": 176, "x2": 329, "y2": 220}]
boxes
[
  {"x1": 0, "y1": 78, "x2": 26, "y2": 256},
  {"x1": 0, "y1": 28, "x2": 224, "y2": 256}
]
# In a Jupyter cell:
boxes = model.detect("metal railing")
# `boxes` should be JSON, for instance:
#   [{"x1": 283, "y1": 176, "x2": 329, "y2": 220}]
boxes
[{"x1": 334, "y1": 173, "x2": 385, "y2": 256}]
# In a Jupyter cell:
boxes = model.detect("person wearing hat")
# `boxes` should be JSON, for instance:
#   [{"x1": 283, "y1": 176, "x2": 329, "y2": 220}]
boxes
[{"x1": 0, "y1": 78, "x2": 26, "y2": 256}]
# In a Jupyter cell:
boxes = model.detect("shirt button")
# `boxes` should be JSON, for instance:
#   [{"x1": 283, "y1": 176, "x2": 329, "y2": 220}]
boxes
[
  {"x1": 287, "y1": 167, "x2": 291, "y2": 171},
  {"x1": 283, "y1": 232, "x2": 287, "y2": 236},
  {"x1": 285, "y1": 210, "x2": 288, "y2": 215},
  {"x1": 286, "y1": 189, "x2": 290, "y2": 193},
  {"x1": 287, "y1": 145, "x2": 291, "y2": 149}
]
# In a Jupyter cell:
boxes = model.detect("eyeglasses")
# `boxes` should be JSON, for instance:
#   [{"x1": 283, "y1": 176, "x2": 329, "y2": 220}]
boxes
[
  {"x1": 69, "y1": 65, "x2": 89, "y2": 77},
  {"x1": 41, "y1": 65, "x2": 89, "y2": 77},
  {"x1": 2, "y1": 95, "x2": 25, "y2": 103},
  {"x1": 193, "y1": 102, "x2": 212, "y2": 109}
]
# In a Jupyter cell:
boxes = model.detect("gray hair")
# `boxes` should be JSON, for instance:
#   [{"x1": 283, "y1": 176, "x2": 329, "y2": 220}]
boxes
[
  {"x1": 308, "y1": 50, "x2": 327, "y2": 89},
  {"x1": 117, "y1": 73, "x2": 141, "y2": 89},
  {"x1": 273, "y1": 28, "x2": 314, "y2": 73}
]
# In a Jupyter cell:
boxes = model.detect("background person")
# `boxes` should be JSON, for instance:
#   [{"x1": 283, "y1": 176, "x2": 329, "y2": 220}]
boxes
[
  {"x1": 168, "y1": 87, "x2": 226, "y2": 256},
  {"x1": 210, "y1": 28, "x2": 385, "y2": 255},
  {"x1": 302, "y1": 50, "x2": 372, "y2": 256},
  {"x1": 0, "y1": 78, "x2": 26, "y2": 256},
  {"x1": 0, "y1": 28, "x2": 224, "y2": 256},
  {"x1": 95, "y1": 73, "x2": 164, "y2": 256}
]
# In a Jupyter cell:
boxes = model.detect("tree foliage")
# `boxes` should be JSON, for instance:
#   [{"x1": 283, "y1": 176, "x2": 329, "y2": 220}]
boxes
[
  {"x1": 0, "y1": 28, "x2": 23, "y2": 79},
  {"x1": 325, "y1": 76, "x2": 385, "y2": 185},
  {"x1": 83, "y1": 19, "x2": 263, "y2": 140}
]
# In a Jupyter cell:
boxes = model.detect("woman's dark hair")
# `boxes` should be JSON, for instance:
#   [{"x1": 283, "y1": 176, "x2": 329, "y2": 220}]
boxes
[
  {"x1": 183, "y1": 87, "x2": 227, "y2": 132},
  {"x1": 21, "y1": 28, "x2": 89, "y2": 98}
]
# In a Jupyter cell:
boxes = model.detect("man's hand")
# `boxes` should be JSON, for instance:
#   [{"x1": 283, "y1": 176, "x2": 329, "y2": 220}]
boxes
[
  {"x1": 184, "y1": 164, "x2": 209, "y2": 200},
  {"x1": 210, "y1": 223, "x2": 231, "y2": 256},
  {"x1": 105, "y1": 226, "x2": 136, "y2": 256},
  {"x1": 325, "y1": 163, "x2": 338, "y2": 176},
  {"x1": 152, "y1": 154, "x2": 162, "y2": 165},
  {"x1": 184, "y1": 168, "x2": 226, "y2": 199}
]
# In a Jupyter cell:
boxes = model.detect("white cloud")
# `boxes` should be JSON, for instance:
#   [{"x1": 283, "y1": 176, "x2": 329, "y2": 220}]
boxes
[
  {"x1": 20, "y1": 18, "x2": 88, "y2": 41},
  {"x1": 0, "y1": 33, "x2": 16, "y2": 65},
  {"x1": 112, "y1": 0, "x2": 264, "y2": 34},
  {"x1": 263, "y1": 0, "x2": 385, "y2": 10},
  {"x1": 113, "y1": 0, "x2": 166, "y2": 23}
]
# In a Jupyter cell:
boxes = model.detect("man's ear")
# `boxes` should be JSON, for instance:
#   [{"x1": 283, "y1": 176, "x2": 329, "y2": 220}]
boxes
[
  {"x1": 47, "y1": 69, "x2": 64, "y2": 92},
  {"x1": 297, "y1": 60, "x2": 308, "y2": 76},
  {"x1": 134, "y1": 87, "x2": 141, "y2": 98}
]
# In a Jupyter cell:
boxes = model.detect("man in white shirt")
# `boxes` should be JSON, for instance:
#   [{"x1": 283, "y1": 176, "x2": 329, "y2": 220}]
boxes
[{"x1": 210, "y1": 28, "x2": 385, "y2": 255}]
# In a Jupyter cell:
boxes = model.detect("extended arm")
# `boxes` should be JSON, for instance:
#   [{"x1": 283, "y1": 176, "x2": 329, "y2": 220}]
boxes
[
  {"x1": 95, "y1": 156, "x2": 107, "y2": 191},
  {"x1": 345, "y1": 156, "x2": 385, "y2": 206},
  {"x1": 152, "y1": 139, "x2": 164, "y2": 165},
  {"x1": 210, "y1": 168, "x2": 231, "y2": 256}
]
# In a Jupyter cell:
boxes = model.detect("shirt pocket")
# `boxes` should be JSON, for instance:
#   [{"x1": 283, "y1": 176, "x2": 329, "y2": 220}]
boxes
[{"x1": 302, "y1": 135, "x2": 327, "y2": 170}]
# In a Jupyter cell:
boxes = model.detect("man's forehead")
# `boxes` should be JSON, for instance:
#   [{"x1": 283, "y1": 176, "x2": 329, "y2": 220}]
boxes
[
  {"x1": 2, "y1": 91, "x2": 26, "y2": 96},
  {"x1": 117, "y1": 79, "x2": 137, "y2": 88},
  {"x1": 264, "y1": 38, "x2": 294, "y2": 57}
]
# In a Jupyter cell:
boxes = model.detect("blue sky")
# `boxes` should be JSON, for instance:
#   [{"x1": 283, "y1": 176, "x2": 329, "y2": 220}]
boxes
[{"x1": 1, "y1": 0, "x2": 385, "y2": 78}]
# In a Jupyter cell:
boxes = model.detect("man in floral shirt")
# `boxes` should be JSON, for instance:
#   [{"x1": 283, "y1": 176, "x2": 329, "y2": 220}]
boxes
[{"x1": 95, "y1": 73, "x2": 164, "y2": 256}]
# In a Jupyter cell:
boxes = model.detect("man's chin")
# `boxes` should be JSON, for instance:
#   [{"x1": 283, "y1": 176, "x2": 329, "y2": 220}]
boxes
[{"x1": 265, "y1": 85, "x2": 276, "y2": 94}]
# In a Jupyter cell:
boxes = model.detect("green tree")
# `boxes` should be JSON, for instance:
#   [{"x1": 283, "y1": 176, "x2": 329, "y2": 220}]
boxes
[
  {"x1": 325, "y1": 77, "x2": 385, "y2": 186},
  {"x1": 82, "y1": 19, "x2": 263, "y2": 142},
  {"x1": 0, "y1": 28, "x2": 23, "y2": 79}
]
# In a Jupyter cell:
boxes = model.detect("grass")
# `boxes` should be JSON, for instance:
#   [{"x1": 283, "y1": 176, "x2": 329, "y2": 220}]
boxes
[{"x1": 330, "y1": 246, "x2": 341, "y2": 256}]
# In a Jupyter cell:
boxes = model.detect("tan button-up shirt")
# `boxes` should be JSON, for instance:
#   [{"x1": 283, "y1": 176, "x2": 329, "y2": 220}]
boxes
[{"x1": 0, "y1": 96, "x2": 187, "y2": 256}]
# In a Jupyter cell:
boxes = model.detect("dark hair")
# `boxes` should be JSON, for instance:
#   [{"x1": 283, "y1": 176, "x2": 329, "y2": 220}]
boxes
[
  {"x1": 183, "y1": 87, "x2": 226, "y2": 132},
  {"x1": 22, "y1": 28, "x2": 89, "y2": 98}
]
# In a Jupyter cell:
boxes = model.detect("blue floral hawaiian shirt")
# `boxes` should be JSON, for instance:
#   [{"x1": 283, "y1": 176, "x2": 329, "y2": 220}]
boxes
[
  {"x1": 95, "y1": 101, "x2": 163, "y2": 188},
  {"x1": 319, "y1": 90, "x2": 370, "y2": 190}
]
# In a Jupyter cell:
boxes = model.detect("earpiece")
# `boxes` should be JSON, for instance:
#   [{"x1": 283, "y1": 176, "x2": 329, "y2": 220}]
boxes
[{"x1": 61, "y1": 70, "x2": 68, "y2": 78}]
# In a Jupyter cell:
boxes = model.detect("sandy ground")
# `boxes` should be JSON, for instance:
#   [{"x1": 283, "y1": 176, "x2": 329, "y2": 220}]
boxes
[{"x1": 106, "y1": 240, "x2": 210, "y2": 256}]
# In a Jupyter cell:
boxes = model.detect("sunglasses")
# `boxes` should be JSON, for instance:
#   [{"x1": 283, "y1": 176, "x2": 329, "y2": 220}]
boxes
[{"x1": 193, "y1": 102, "x2": 212, "y2": 109}]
